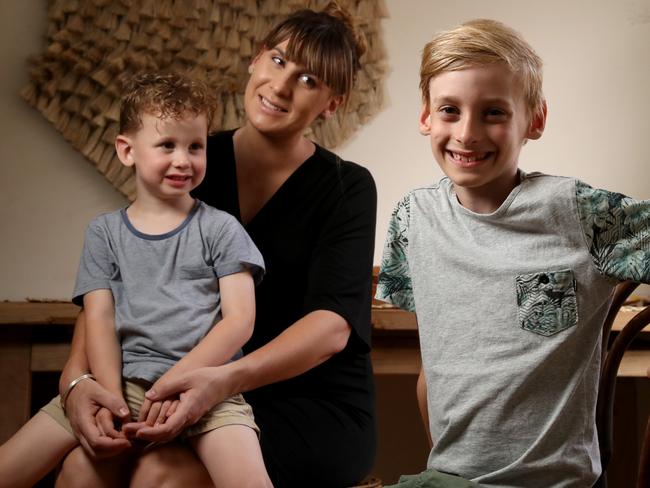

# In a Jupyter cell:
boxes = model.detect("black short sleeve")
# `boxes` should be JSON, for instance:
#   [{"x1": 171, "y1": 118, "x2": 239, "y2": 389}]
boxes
[{"x1": 303, "y1": 160, "x2": 377, "y2": 350}]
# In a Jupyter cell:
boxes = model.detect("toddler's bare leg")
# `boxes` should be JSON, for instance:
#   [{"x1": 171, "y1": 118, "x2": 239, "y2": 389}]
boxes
[
  {"x1": 130, "y1": 443, "x2": 213, "y2": 488},
  {"x1": 0, "y1": 411, "x2": 77, "y2": 488},
  {"x1": 191, "y1": 425, "x2": 273, "y2": 488},
  {"x1": 56, "y1": 445, "x2": 133, "y2": 488}
]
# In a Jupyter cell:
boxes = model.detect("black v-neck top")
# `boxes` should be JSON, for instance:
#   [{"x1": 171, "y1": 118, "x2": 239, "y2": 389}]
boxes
[{"x1": 193, "y1": 130, "x2": 377, "y2": 410}]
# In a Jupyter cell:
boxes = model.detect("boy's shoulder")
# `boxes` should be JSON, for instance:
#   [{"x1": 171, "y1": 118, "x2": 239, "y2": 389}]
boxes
[
  {"x1": 194, "y1": 201, "x2": 254, "y2": 242},
  {"x1": 195, "y1": 200, "x2": 240, "y2": 226},
  {"x1": 397, "y1": 176, "x2": 450, "y2": 204},
  {"x1": 86, "y1": 207, "x2": 124, "y2": 230}
]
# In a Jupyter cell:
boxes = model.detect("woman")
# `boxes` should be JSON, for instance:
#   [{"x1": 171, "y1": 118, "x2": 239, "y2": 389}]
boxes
[{"x1": 57, "y1": 3, "x2": 377, "y2": 487}]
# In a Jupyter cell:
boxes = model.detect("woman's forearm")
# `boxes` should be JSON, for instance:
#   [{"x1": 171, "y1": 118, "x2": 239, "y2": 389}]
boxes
[
  {"x1": 59, "y1": 310, "x2": 91, "y2": 396},
  {"x1": 227, "y1": 309, "x2": 351, "y2": 395}
]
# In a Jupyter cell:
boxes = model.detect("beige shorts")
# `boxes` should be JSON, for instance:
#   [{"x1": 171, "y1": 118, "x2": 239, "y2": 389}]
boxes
[{"x1": 41, "y1": 379, "x2": 258, "y2": 439}]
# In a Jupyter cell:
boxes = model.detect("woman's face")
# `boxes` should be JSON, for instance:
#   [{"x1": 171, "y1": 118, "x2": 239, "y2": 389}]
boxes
[{"x1": 244, "y1": 40, "x2": 342, "y2": 139}]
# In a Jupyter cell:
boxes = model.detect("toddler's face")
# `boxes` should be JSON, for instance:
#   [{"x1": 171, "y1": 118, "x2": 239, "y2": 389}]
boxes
[
  {"x1": 419, "y1": 64, "x2": 544, "y2": 210},
  {"x1": 126, "y1": 112, "x2": 208, "y2": 202}
]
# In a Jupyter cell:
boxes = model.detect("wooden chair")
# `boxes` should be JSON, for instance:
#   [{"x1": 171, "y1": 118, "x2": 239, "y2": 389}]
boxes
[{"x1": 596, "y1": 281, "x2": 650, "y2": 488}]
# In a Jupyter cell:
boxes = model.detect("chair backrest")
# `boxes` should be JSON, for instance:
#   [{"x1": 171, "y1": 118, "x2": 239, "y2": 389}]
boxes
[{"x1": 596, "y1": 281, "x2": 650, "y2": 488}]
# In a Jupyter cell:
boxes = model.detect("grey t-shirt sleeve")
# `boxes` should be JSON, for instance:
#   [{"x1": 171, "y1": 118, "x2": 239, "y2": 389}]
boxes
[
  {"x1": 576, "y1": 180, "x2": 650, "y2": 283},
  {"x1": 375, "y1": 193, "x2": 416, "y2": 312},
  {"x1": 210, "y1": 213, "x2": 265, "y2": 285},
  {"x1": 72, "y1": 217, "x2": 114, "y2": 306}
]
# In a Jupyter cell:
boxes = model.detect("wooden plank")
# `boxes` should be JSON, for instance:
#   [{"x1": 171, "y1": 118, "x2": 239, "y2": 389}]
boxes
[
  {"x1": 613, "y1": 306, "x2": 650, "y2": 333},
  {"x1": 0, "y1": 302, "x2": 79, "y2": 326},
  {"x1": 31, "y1": 343, "x2": 70, "y2": 372},
  {"x1": 371, "y1": 347, "x2": 421, "y2": 375},
  {"x1": 372, "y1": 308, "x2": 416, "y2": 331},
  {"x1": 0, "y1": 329, "x2": 32, "y2": 442},
  {"x1": 618, "y1": 350, "x2": 650, "y2": 378}
]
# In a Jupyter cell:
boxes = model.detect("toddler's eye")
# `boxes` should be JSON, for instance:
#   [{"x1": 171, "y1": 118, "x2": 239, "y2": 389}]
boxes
[
  {"x1": 189, "y1": 143, "x2": 204, "y2": 151},
  {"x1": 161, "y1": 141, "x2": 175, "y2": 150}
]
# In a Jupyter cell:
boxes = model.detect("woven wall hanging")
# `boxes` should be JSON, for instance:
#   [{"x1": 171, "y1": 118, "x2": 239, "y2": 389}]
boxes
[{"x1": 21, "y1": 0, "x2": 388, "y2": 200}]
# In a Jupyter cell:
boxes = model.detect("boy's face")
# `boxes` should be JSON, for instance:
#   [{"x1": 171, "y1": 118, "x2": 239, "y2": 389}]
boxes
[
  {"x1": 116, "y1": 112, "x2": 208, "y2": 203},
  {"x1": 419, "y1": 64, "x2": 545, "y2": 209}
]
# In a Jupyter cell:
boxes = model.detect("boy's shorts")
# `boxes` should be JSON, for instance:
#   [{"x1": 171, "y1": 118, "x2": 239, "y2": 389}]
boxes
[
  {"x1": 41, "y1": 378, "x2": 259, "y2": 439},
  {"x1": 384, "y1": 469, "x2": 480, "y2": 488}
]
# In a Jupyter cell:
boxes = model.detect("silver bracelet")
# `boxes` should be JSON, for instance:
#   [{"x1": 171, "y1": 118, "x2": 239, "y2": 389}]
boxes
[{"x1": 60, "y1": 373, "x2": 96, "y2": 414}]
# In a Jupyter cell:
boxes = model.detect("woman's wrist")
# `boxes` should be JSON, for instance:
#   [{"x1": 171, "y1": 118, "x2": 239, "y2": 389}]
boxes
[
  {"x1": 60, "y1": 373, "x2": 96, "y2": 413},
  {"x1": 225, "y1": 354, "x2": 256, "y2": 395}
]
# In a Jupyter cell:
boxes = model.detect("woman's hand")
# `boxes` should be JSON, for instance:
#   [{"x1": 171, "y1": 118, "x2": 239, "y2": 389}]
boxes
[
  {"x1": 123, "y1": 366, "x2": 233, "y2": 442},
  {"x1": 64, "y1": 378, "x2": 131, "y2": 458}
]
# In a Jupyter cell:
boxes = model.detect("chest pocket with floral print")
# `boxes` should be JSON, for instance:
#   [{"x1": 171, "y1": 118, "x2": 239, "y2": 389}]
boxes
[{"x1": 516, "y1": 269, "x2": 578, "y2": 336}]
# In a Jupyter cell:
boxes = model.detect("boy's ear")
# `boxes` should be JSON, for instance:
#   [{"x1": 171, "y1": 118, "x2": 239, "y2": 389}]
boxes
[
  {"x1": 527, "y1": 100, "x2": 548, "y2": 140},
  {"x1": 115, "y1": 135, "x2": 135, "y2": 167},
  {"x1": 419, "y1": 103, "x2": 432, "y2": 135},
  {"x1": 320, "y1": 95, "x2": 344, "y2": 119}
]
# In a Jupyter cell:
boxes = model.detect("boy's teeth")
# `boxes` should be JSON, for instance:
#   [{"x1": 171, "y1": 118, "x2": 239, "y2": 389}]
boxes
[{"x1": 451, "y1": 151, "x2": 486, "y2": 162}]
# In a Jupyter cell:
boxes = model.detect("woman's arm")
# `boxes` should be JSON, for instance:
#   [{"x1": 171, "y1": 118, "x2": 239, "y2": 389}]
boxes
[
  {"x1": 60, "y1": 311, "x2": 130, "y2": 458},
  {"x1": 128, "y1": 310, "x2": 350, "y2": 441}
]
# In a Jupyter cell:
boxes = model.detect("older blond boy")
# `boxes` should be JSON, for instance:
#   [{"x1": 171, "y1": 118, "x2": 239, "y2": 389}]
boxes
[{"x1": 377, "y1": 19, "x2": 650, "y2": 487}]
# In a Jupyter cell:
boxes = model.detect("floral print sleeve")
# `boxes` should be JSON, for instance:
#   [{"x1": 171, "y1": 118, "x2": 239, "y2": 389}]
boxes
[
  {"x1": 576, "y1": 181, "x2": 650, "y2": 283},
  {"x1": 375, "y1": 194, "x2": 416, "y2": 311}
]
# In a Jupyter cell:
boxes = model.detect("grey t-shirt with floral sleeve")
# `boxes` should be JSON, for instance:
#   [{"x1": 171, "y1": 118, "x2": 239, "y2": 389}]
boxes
[
  {"x1": 375, "y1": 171, "x2": 650, "y2": 488},
  {"x1": 73, "y1": 200, "x2": 265, "y2": 383}
]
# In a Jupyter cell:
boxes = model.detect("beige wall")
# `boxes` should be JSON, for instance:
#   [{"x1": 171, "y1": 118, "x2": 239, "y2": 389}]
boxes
[{"x1": 2, "y1": 0, "x2": 649, "y2": 300}]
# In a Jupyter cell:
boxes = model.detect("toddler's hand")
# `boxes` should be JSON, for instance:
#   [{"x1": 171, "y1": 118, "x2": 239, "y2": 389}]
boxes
[
  {"x1": 139, "y1": 397, "x2": 180, "y2": 426},
  {"x1": 95, "y1": 406, "x2": 126, "y2": 439}
]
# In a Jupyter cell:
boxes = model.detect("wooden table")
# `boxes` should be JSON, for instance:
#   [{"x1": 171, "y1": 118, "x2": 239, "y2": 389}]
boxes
[{"x1": 1, "y1": 301, "x2": 648, "y2": 442}]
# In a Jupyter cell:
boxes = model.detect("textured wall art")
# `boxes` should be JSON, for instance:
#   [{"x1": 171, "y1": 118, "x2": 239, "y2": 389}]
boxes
[{"x1": 21, "y1": 0, "x2": 387, "y2": 200}]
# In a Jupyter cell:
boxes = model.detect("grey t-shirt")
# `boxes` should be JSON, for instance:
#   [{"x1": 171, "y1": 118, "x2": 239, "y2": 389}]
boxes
[
  {"x1": 376, "y1": 172, "x2": 650, "y2": 487},
  {"x1": 74, "y1": 200, "x2": 264, "y2": 382}
]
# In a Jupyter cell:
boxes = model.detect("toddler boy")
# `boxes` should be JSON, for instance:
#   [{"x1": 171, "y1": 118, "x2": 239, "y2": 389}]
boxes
[{"x1": 0, "y1": 72, "x2": 272, "y2": 487}]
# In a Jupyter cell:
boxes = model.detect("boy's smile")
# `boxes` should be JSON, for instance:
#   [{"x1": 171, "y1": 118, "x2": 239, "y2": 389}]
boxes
[{"x1": 419, "y1": 64, "x2": 545, "y2": 213}]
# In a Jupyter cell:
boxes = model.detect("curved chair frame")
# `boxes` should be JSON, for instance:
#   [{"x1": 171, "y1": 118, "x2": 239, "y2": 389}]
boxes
[{"x1": 596, "y1": 282, "x2": 650, "y2": 488}]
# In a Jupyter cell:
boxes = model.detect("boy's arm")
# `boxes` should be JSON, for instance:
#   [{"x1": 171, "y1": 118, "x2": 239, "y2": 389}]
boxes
[
  {"x1": 84, "y1": 289, "x2": 123, "y2": 398},
  {"x1": 417, "y1": 367, "x2": 433, "y2": 449},
  {"x1": 163, "y1": 270, "x2": 255, "y2": 378},
  {"x1": 134, "y1": 271, "x2": 254, "y2": 426},
  {"x1": 576, "y1": 181, "x2": 650, "y2": 284}
]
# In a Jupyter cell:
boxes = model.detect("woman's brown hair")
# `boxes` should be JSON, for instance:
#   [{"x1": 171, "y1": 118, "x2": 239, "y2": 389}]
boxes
[{"x1": 259, "y1": 1, "x2": 366, "y2": 98}]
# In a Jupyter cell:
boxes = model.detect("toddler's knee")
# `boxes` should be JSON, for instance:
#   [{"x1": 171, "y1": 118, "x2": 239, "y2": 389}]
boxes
[
  {"x1": 131, "y1": 446, "x2": 212, "y2": 488},
  {"x1": 55, "y1": 449, "x2": 94, "y2": 488},
  {"x1": 130, "y1": 450, "x2": 169, "y2": 488}
]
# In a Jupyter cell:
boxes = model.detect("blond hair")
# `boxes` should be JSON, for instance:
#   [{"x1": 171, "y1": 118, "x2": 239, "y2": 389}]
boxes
[
  {"x1": 119, "y1": 72, "x2": 216, "y2": 134},
  {"x1": 420, "y1": 19, "x2": 544, "y2": 118},
  {"x1": 259, "y1": 1, "x2": 366, "y2": 98}
]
